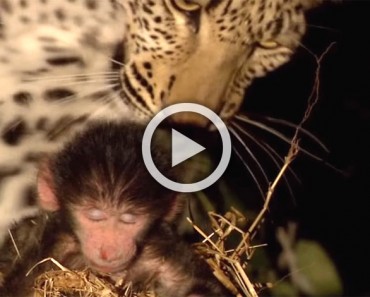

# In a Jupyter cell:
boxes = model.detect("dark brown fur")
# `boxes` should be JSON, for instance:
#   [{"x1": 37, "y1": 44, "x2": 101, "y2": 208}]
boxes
[{"x1": 0, "y1": 121, "x2": 228, "y2": 297}]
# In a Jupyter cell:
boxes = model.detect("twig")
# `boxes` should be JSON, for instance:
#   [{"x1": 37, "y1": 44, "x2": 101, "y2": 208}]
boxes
[
  {"x1": 190, "y1": 43, "x2": 336, "y2": 297},
  {"x1": 8, "y1": 229, "x2": 21, "y2": 259},
  {"x1": 26, "y1": 257, "x2": 71, "y2": 277}
]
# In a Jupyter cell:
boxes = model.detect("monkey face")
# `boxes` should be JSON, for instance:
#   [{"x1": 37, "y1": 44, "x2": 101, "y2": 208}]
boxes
[{"x1": 71, "y1": 204, "x2": 150, "y2": 275}]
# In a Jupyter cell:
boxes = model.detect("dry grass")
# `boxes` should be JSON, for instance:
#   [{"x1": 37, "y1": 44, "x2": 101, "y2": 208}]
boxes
[
  {"x1": 30, "y1": 258, "x2": 155, "y2": 297},
  {"x1": 186, "y1": 43, "x2": 335, "y2": 297},
  {"x1": 188, "y1": 148, "x2": 298, "y2": 297}
]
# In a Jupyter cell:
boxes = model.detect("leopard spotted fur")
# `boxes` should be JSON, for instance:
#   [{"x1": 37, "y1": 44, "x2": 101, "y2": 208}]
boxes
[{"x1": 0, "y1": 0, "x2": 322, "y2": 243}]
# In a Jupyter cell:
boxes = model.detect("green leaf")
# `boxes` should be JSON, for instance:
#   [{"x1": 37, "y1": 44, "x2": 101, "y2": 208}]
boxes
[{"x1": 295, "y1": 240, "x2": 343, "y2": 296}]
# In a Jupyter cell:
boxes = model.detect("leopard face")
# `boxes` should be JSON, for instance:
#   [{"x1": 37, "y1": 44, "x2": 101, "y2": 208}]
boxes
[
  {"x1": 0, "y1": 0, "x2": 321, "y2": 129},
  {"x1": 0, "y1": 0, "x2": 322, "y2": 243},
  {"x1": 120, "y1": 0, "x2": 322, "y2": 125}
]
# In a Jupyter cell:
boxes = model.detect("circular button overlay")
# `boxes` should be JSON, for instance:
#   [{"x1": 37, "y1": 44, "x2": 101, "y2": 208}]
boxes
[{"x1": 142, "y1": 103, "x2": 232, "y2": 193}]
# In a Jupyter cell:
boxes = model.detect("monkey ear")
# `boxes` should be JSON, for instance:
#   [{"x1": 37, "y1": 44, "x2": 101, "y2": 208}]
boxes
[
  {"x1": 164, "y1": 194, "x2": 185, "y2": 223},
  {"x1": 37, "y1": 160, "x2": 60, "y2": 212}
]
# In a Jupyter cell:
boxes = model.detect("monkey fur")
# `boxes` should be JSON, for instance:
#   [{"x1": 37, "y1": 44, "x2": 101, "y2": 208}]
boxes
[{"x1": 0, "y1": 121, "x2": 228, "y2": 297}]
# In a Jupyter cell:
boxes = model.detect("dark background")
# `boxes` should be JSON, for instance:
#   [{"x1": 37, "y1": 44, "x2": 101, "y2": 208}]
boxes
[{"x1": 235, "y1": 1, "x2": 369, "y2": 295}]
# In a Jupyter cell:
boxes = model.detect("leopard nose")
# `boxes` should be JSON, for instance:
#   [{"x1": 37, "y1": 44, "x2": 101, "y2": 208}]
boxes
[{"x1": 167, "y1": 111, "x2": 210, "y2": 128}]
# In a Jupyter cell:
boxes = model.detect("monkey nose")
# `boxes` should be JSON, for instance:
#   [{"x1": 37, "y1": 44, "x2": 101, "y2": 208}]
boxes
[
  {"x1": 99, "y1": 248, "x2": 120, "y2": 262},
  {"x1": 100, "y1": 249, "x2": 109, "y2": 261}
]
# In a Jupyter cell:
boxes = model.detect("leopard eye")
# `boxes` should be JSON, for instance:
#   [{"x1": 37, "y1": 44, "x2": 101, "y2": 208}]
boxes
[
  {"x1": 166, "y1": 0, "x2": 202, "y2": 32},
  {"x1": 172, "y1": 0, "x2": 201, "y2": 11},
  {"x1": 258, "y1": 40, "x2": 280, "y2": 49}
]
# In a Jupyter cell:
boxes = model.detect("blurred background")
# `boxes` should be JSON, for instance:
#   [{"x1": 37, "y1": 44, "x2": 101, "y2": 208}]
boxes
[
  {"x1": 252, "y1": 1, "x2": 369, "y2": 295},
  {"x1": 184, "y1": 1, "x2": 369, "y2": 296}
]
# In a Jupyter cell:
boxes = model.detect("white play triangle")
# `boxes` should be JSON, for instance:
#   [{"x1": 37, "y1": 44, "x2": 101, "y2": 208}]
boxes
[{"x1": 171, "y1": 129, "x2": 205, "y2": 167}]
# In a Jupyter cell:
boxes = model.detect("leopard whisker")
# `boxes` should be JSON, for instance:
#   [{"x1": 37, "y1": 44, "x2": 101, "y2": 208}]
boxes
[
  {"x1": 52, "y1": 83, "x2": 119, "y2": 105},
  {"x1": 297, "y1": 41, "x2": 316, "y2": 58},
  {"x1": 45, "y1": 77, "x2": 119, "y2": 87},
  {"x1": 93, "y1": 84, "x2": 121, "y2": 103},
  {"x1": 89, "y1": 87, "x2": 124, "y2": 118},
  {"x1": 229, "y1": 126, "x2": 270, "y2": 185},
  {"x1": 30, "y1": 71, "x2": 119, "y2": 78},
  {"x1": 27, "y1": 72, "x2": 119, "y2": 83},
  {"x1": 25, "y1": 77, "x2": 119, "y2": 86},
  {"x1": 109, "y1": 57, "x2": 125, "y2": 67},
  {"x1": 307, "y1": 24, "x2": 339, "y2": 33},
  {"x1": 91, "y1": 45, "x2": 125, "y2": 68},
  {"x1": 231, "y1": 121, "x2": 298, "y2": 202},
  {"x1": 229, "y1": 126, "x2": 267, "y2": 199},
  {"x1": 234, "y1": 114, "x2": 327, "y2": 162},
  {"x1": 259, "y1": 138, "x2": 301, "y2": 185},
  {"x1": 263, "y1": 116, "x2": 329, "y2": 152}
]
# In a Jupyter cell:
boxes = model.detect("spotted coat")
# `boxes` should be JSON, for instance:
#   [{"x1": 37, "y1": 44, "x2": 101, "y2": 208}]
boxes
[{"x1": 0, "y1": 0, "x2": 322, "y2": 243}]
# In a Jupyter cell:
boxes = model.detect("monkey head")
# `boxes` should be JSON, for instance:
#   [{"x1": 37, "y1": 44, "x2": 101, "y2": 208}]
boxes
[{"x1": 37, "y1": 122, "x2": 181, "y2": 275}]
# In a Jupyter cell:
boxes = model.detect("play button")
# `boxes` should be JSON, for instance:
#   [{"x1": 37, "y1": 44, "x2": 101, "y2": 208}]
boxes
[
  {"x1": 171, "y1": 129, "x2": 205, "y2": 167},
  {"x1": 142, "y1": 103, "x2": 232, "y2": 193}
]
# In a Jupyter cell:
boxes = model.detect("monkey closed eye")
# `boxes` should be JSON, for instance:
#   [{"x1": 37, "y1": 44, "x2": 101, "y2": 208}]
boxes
[
  {"x1": 119, "y1": 213, "x2": 138, "y2": 224},
  {"x1": 84, "y1": 208, "x2": 108, "y2": 222}
]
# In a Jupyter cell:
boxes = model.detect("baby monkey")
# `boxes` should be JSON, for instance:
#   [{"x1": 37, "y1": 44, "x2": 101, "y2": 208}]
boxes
[{"x1": 0, "y1": 121, "x2": 228, "y2": 297}]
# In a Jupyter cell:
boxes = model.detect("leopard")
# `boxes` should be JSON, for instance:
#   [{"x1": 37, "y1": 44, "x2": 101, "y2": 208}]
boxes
[{"x1": 0, "y1": 0, "x2": 323, "y2": 244}]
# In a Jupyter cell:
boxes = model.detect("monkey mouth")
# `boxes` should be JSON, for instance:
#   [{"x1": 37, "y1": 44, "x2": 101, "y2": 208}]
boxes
[{"x1": 88, "y1": 261, "x2": 128, "y2": 274}]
